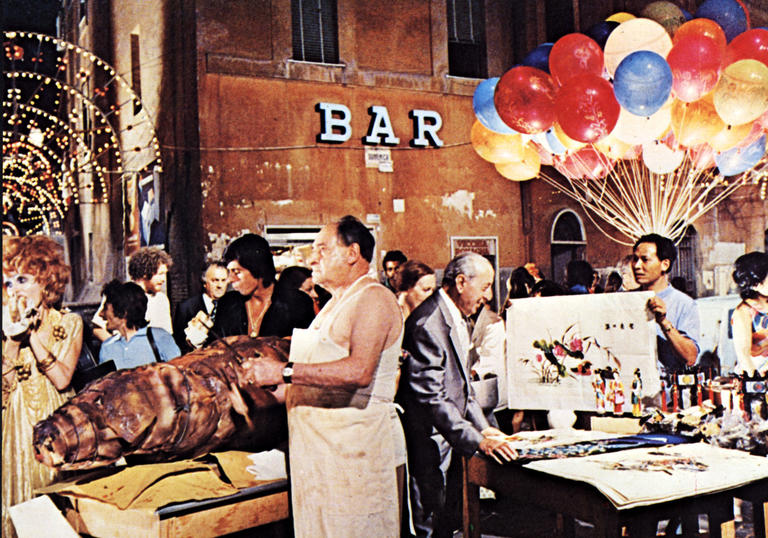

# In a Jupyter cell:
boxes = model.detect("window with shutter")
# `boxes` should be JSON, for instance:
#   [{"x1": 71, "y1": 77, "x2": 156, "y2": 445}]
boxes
[
  {"x1": 291, "y1": 0, "x2": 339, "y2": 64},
  {"x1": 447, "y1": 0, "x2": 487, "y2": 78}
]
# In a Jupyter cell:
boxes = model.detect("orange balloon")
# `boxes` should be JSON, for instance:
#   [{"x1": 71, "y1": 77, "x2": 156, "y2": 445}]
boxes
[
  {"x1": 495, "y1": 144, "x2": 541, "y2": 181},
  {"x1": 470, "y1": 120, "x2": 525, "y2": 163},
  {"x1": 673, "y1": 18, "x2": 727, "y2": 52},
  {"x1": 671, "y1": 98, "x2": 723, "y2": 148},
  {"x1": 709, "y1": 121, "x2": 754, "y2": 152}
]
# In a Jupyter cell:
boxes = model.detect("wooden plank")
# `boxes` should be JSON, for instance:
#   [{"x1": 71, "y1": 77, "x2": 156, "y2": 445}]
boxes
[
  {"x1": 73, "y1": 496, "x2": 160, "y2": 537},
  {"x1": 160, "y1": 491, "x2": 289, "y2": 538}
]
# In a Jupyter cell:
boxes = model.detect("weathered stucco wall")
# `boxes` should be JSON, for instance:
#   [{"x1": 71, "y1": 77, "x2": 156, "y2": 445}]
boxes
[{"x1": 197, "y1": 74, "x2": 526, "y2": 270}]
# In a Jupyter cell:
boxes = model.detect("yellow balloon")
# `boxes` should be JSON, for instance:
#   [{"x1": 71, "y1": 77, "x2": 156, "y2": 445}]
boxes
[
  {"x1": 613, "y1": 105, "x2": 672, "y2": 145},
  {"x1": 553, "y1": 122, "x2": 586, "y2": 151},
  {"x1": 606, "y1": 12, "x2": 636, "y2": 23},
  {"x1": 594, "y1": 133, "x2": 634, "y2": 159},
  {"x1": 713, "y1": 60, "x2": 768, "y2": 126},
  {"x1": 470, "y1": 120, "x2": 524, "y2": 163},
  {"x1": 709, "y1": 121, "x2": 754, "y2": 152},
  {"x1": 604, "y1": 18, "x2": 673, "y2": 77},
  {"x1": 671, "y1": 98, "x2": 722, "y2": 148},
  {"x1": 494, "y1": 144, "x2": 541, "y2": 181}
]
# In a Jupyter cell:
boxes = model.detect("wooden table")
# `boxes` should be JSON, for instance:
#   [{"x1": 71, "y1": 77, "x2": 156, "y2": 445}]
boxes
[
  {"x1": 462, "y1": 454, "x2": 767, "y2": 538},
  {"x1": 53, "y1": 478, "x2": 290, "y2": 537}
]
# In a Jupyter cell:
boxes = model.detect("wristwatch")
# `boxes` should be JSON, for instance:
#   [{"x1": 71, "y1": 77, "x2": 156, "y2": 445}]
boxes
[{"x1": 282, "y1": 361, "x2": 294, "y2": 384}]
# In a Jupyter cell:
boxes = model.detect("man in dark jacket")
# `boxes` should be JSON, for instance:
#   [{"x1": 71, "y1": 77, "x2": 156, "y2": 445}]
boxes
[{"x1": 397, "y1": 252, "x2": 515, "y2": 537}]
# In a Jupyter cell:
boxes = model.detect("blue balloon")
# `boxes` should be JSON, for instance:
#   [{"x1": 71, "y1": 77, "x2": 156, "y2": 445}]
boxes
[
  {"x1": 544, "y1": 128, "x2": 567, "y2": 155},
  {"x1": 522, "y1": 43, "x2": 553, "y2": 73},
  {"x1": 585, "y1": 21, "x2": 619, "y2": 49},
  {"x1": 695, "y1": 0, "x2": 748, "y2": 42},
  {"x1": 613, "y1": 51, "x2": 672, "y2": 117},
  {"x1": 472, "y1": 77, "x2": 516, "y2": 134},
  {"x1": 715, "y1": 135, "x2": 767, "y2": 176},
  {"x1": 680, "y1": 8, "x2": 693, "y2": 21}
]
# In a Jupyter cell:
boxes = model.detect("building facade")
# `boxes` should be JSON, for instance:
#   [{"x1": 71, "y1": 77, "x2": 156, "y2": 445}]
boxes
[{"x1": 63, "y1": 0, "x2": 767, "y2": 306}]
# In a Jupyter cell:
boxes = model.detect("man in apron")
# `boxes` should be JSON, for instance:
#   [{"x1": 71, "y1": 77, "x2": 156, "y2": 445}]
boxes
[{"x1": 246, "y1": 215, "x2": 404, "y2": 537}]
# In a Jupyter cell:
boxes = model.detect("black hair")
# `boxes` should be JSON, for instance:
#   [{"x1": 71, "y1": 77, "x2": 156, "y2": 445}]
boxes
[
  {"x1": 634, "y1": 233, "x2": 677, "y2": 273},
  {"x1": 733, "y1": 251, "x2": 768, "y2": 300},
  {"x1": 102, "y1": 279, "x2": 148, "y2": 330},
  {"x1": 605, "y1": 271, "x2": 623, "y2": 291},
  {"x1": 566, "y1": 260, "x2": 594, "y2": 288},
  {"x1": 383, "y1": 250, "x2": 407, "y2": 267},
  {"x1": 223, "y1": 233, "x2": 276, "y2": 287},
  {"x1": 532, "y1": 279, "x2": 566, "y2": 297},
  {"x1": 276, "y1": 266, "x2": 312, "y2": 294},
  {"x1": 507, "y1": 266, "x2": 535, "y2": 300},
  {"x1": 336, "y1": 215, "x2": 375, "y2": 263}
]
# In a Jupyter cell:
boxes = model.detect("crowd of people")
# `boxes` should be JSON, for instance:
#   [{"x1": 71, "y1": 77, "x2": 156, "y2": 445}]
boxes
[{"x1": 2, "y1": 224, "x2": 767, "y2": 537}]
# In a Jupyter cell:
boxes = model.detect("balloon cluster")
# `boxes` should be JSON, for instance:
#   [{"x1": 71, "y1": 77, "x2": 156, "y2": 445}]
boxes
[{"x1": 471, "y1": 0, "x2": 768, "y2": 186}]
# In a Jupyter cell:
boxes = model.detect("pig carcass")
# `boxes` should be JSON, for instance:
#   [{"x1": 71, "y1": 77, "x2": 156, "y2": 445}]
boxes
[{"x1": 33, "y1": 336, "x2": 289, "y2": 470}]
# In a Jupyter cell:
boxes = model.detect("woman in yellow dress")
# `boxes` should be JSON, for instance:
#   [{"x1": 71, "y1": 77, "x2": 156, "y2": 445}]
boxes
[{"x1": 2, "y1": 235, "x2": 82, "y2": 537}]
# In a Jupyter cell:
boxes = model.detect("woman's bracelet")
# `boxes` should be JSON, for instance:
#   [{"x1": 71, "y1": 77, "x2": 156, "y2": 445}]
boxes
[{"x1": 36, "y1": 352, "x2": 58, "y2": 372}]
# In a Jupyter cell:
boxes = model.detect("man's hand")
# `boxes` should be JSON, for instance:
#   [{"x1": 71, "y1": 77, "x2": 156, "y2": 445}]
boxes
[
  {"x1": 243, "y1": 356, "x2": 284, "y2": 388},
  {"x1": 479, "y1": 427, "x2": 517, "y2": 464},
  {"x1": 647, "y1": 296, "x2": 668, "y2": 326}
]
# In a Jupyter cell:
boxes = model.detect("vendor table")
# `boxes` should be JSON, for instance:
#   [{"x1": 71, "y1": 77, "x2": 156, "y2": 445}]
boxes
[
  {"x1": 462, "y1": 451, "x2": 767, "y2": 538},
  {"x1": 53, "y1": 478, "x2": 289, "y2": 538}
]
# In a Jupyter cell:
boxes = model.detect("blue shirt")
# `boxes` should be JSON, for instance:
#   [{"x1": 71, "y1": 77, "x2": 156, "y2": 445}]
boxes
[
  {"x1": 656, "y1": 284, "x2": 700, "y2": 375},
  {"x1": 99, "y1": 327, "x2": 181, "y2": 370}
]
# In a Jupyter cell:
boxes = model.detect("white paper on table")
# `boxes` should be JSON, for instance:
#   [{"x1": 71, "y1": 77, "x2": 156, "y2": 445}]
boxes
[
  {"x1": 245, "y1": 449, "x2": 287, "y2": 480},
  {"x1": 506, "y1": 291, "x2": 659, "y2": 411},
  {"x1": 9, "y1": 495, "x2": 80, "y2": 538},
  {"x1": 524, "y1": 443, "x2": 768, "y2": 509}
]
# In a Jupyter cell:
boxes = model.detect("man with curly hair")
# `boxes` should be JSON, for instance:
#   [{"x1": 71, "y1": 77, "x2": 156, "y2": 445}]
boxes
[{"x1": 93, "y1": 247, "x2": 174, "y2": 341}]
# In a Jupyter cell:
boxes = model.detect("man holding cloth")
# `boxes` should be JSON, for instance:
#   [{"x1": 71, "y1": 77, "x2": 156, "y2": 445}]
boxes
[
  {"x1": 246, "y1": 215, "x2": 404, "y2": 537},
  {"x1": 398, "y1": 251, "x2": 515, "y2": 537},
  {"x1": 632, "y1": 233, "x2": 700, "y2": 376}
]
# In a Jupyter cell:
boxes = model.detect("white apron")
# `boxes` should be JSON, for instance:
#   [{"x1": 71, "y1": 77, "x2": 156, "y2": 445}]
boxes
[{"x1": 287, "y1": 280, "x2": 402, "y2": 538}]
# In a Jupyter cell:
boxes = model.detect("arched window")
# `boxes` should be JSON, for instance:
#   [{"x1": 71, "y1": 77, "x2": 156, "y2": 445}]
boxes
[{"x1": 550, "y1": 209, "x2": 586, "y2": 285}]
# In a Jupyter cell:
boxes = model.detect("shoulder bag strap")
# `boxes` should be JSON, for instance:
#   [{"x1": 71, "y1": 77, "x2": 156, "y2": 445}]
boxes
[{"x1": 146, "y1": 326, "x2": 163, "y2": 362}]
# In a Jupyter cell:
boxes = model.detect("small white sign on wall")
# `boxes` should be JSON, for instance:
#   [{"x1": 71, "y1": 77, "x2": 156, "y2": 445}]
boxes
[{"x1": 364, "y1": 147, "x2": 393, "y2": 172}]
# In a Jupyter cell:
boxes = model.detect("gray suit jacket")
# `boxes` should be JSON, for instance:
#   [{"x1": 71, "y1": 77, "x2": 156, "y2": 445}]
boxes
[{"x1": 397, "y1": 290, "x2": 489, "y2": 458}]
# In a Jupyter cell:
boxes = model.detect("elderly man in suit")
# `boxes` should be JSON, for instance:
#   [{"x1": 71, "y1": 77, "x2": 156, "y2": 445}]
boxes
[
  {"x1": 173, "y1": 261, "x2": 228, "y2": 353},
  {"x1": 397, "y1": 251, "x2": 515, "y2": 537}
]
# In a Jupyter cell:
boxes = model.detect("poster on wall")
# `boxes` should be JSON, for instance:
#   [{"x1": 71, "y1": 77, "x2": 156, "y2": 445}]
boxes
[
  {"x1": 123, "y1": 173, "x2": 141, "y2": 256},
  {"x1": 139, "y1": 166, "x2": 165, "y2": 247},
  {"x1": 450, "y1": 236, "x2": 499, "y2": 312},
  {"x1": 506, "y1": 291, "x2": 659, "y2": 412}
]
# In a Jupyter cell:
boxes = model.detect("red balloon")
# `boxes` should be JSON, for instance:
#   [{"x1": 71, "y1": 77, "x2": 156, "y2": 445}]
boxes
[
  {"x1": 549, "y1": 33, "x2": 605, "y2": 86},
  {"x1": 554, "y1": 147, "x2": 614, "y2": 180},
  {"x1": 668, "y1": 34, "x2": 724, "y2": 102},
  {"x1": 555, "y1": 74, "x2": 620, "y2": 143},
  {"x1": 495, "y1": 66, "x2": 557, "y2": 134},
  {"x1": 725, "y1": 29, "x2": 768, "y2": 67}
]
